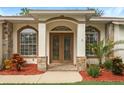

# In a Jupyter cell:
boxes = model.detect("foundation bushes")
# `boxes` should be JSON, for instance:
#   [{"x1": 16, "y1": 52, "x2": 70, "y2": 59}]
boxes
[
  {"x1": 104, "y1": 60, "x2": 112, "y2": 70},
  {"x1": 4, "y1": 59, "x2": 13, "y2": 70},
  {"x1": 3, "y1": 53, "x2": 26, "y2": 71},
  {"x1": 87, "y1": 64, "x2": 100, "y2": 78},
  {"x1": 112, "y1": 57, "x2": 124, "y2": 75}
]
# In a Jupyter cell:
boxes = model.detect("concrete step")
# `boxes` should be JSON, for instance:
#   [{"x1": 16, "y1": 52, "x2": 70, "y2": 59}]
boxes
[{"x1": 48, "y1": 63, "x2": 78, "y2": 71}]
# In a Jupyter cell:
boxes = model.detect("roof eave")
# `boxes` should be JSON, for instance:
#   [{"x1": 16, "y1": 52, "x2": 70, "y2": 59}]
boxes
[
  {"x1": 90, "y1": 17, "x2": 124, "y2": 22},
  {"x1": 29, "y1": 10, "x2": 96, "y2": 14},
  {"x1": 0, "y1": 16, "x2": 34, "y2": 21}
]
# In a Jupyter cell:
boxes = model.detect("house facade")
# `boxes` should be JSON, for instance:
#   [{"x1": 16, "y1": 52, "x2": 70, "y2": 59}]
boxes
[{"x1": 0, "y1": 10, "x2": 124, "y2": 71}]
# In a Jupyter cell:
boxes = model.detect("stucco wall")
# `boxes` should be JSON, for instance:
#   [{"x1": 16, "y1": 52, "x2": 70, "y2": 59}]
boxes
[
  {"x1": 12, "y1": 21, "x2": 107, "y2": 65},
  {"x1": 39, "y1": 15, "x2": 86, "y2": 22},
  {"x1": 13, "y1": 23, "x2": 38, "y2": 64},
  {"x1": 0, "y1": 23, "x2": 2, "y2": 65},
  {"x1": 114, "y1": 24, "x2": 124, "y2": 62},
  {"x1": 86, "y1": 23, "x2": 106, "y2": 64},
  {"x1": 47, "y1": 20, "x2": 77, "y2": 31}
]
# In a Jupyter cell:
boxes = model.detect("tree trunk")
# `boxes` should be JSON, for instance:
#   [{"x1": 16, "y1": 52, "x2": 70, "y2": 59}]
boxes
[{"x1": 99, "y1": 57, "x2": 102, "y2": 67}]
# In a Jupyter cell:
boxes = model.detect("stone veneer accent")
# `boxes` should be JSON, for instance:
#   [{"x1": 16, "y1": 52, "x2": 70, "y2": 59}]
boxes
[
  {"x1": 76, "y1": 57, "x2": 86, "y2": 71},
  {"x1": 37, "y1": 57, "x2": 48, "y2": 71},
  {"x1": 2, "y1": 22, "x2": 13, "y2": 61}
]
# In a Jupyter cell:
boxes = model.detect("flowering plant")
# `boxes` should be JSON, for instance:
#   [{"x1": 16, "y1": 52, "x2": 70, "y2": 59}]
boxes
[
  {"x1": 4, "y1": 59, "x2": 13, "y2": 69},
  {"x1": 11, "y1": 53, "x2": 26, "y2": 71},
  {"x1": 4, "y1": 53, "x2": 26, "y2": 71}
]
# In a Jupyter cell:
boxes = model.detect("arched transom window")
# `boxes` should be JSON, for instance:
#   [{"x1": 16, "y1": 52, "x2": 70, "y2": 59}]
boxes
[
  {"x1": 51, "y1": 26, "x2": 72, "y2": 31},
  {"x1": 19, "y1": 27, "x2": 37, "y2": 56},
  {"x1": 86, "y1": 26, "x2": 100, "y2": 56}
]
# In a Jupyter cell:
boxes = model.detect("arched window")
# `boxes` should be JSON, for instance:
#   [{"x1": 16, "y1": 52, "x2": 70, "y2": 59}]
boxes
[
  {"x1": 86, "y1": 26, "x2": 100, "y2": 56},
  {"x1": 51, "y1": 26, "x2": 72, "y2": 31},
  {"x1": 19, "y1": 27, "x2": 37, "y2": 56}
]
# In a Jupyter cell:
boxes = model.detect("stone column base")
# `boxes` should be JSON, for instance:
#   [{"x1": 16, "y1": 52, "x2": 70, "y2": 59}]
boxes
[
  {"x1": 76, "y1": 57, "x2": 86, "y2": 71},
  {"x1": 37, "y1": 57, "x2": 48, "y2": 71}
]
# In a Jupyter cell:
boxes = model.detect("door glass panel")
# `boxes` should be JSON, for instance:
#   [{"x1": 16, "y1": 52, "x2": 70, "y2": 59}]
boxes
[
  {"x1": 64, "y1": 36, "x2": 71, "y2": 60},
  {"x1": 52, "y1": 35, "x2": 59, "y2": 60}
]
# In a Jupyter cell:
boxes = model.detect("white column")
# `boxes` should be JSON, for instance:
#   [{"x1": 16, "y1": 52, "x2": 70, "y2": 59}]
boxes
[
  {"x1": 114, "y1": 24, "x2": 120, "y2": 42},
  {"x1": 114, "y1": 24, "x2": 120, "y2": 57},
  {"x1": 38, "y1": 23, "x2": 46, "y2": 57},
  {"x1": 77, "y1": 23, "x2": 85, "y2": 57}
]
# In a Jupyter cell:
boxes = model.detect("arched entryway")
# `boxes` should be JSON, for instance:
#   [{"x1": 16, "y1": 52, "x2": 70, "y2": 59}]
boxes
[{"x1": 46, "y1": 19, "x2": 77, "y2": 70}]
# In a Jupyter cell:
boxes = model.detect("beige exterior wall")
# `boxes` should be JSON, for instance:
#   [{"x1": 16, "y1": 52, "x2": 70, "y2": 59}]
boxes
[
  {"x1": 0, "y1": 23, "x2": 2, "y2": 65},
  {"x1": 86, "y1": 23, "x2": 106, "y2": 64},
  {"x1": 40, "y1": 15, "x2": 86, "y2": 22},
  {"x1": 12, "y1": 21, "x2": 107, "y2": 65},
  {"x1": 13, "y1": 23, "x2": 38, "y2": 64},
  {"x1": 114, "y1": 24, "x2": 124, "y2": 62}
]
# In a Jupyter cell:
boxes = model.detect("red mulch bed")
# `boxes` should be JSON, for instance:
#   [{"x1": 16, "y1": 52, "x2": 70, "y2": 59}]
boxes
[
  {"x1": 0, "y1": 64, "x2": 45, "y2": 75},
  {"x1": 79, "y1": 69, "x2": 124, "y2": 82}
]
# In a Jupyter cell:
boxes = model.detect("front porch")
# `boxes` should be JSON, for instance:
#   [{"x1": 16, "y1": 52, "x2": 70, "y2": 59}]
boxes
[{"x1": 37, "y1": 18, "x2": 86, "y2": 71}]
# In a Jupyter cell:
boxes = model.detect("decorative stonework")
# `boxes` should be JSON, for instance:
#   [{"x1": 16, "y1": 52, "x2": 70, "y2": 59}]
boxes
[
  {"x1": 76, "y1": 57, "x2": 86, "y2": 71},
  {"x1": 2, "y1": 22, "x2": 13, "y2": 61},
  {"x1": 37, "y1": 57, "x2": 48, "y2": 71}
]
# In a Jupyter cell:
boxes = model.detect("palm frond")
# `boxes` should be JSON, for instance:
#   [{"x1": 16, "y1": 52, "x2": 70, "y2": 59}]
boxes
[
  {"x1": 20, "y1": 8, "x2": 30, "y2": 15},
  {"x1": 87, "y1": 39, "x2": 124, "y2": 65}
]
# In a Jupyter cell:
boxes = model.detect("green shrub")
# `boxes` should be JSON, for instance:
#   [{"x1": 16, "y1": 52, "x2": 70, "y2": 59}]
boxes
[
  {"x1": 104, "y1": 60, "x2": 112, "y2": 70},
  {"x1": 87, "y1": 65, "x2": 100, "y2": 78},
  {"x1": 112, "y1": 57, "x2": 124, "y2": 75}
]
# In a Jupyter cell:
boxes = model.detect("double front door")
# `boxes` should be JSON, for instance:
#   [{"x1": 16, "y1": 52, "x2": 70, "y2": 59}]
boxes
[{"x1": 50, "y1": 33, "x2": 73, "y2": 63}]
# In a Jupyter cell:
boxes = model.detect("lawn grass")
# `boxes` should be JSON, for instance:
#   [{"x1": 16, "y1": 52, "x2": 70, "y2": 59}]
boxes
[
  {"x1": 1, "y1": 81, "x2": 124, "y2": 85},
  {"x1": 68, "y1": 81, "x2": 124, "y2": 85}
]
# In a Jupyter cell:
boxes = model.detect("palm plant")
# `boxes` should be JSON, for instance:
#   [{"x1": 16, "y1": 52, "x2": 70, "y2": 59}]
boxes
[
  {"x1": 89, "y1": 40, "x2": 124, "y2": 66},
  {"x1": 20, "y1": 8, "x2": 30, "y2": 15},
  {"x1": 86, "y1": 8, "x2": 104, "y2": 16}
]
